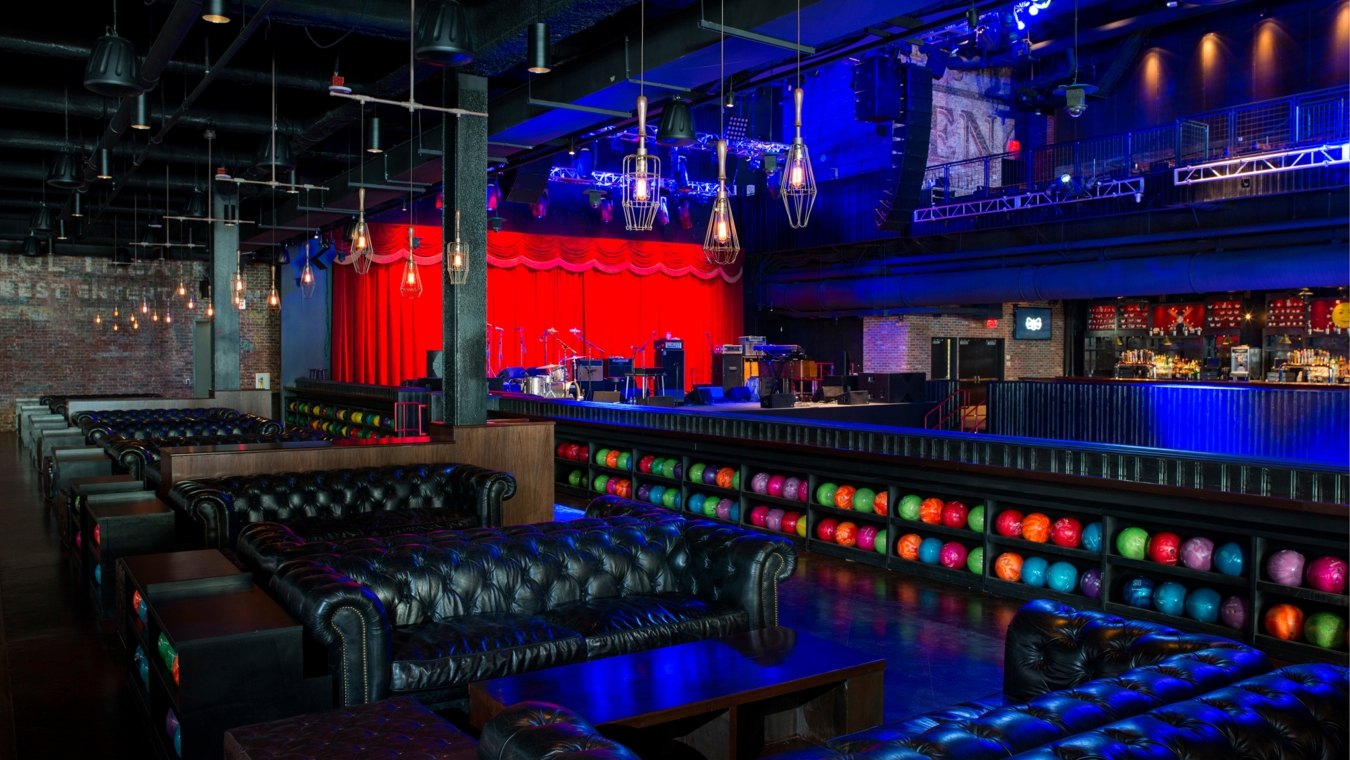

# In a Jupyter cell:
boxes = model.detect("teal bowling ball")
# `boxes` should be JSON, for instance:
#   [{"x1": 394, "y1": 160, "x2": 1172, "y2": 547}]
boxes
[
  {"x1": 918, "y1": 537, "x2": 944, "y2": 565},
  {"x1": 1045, "y1": 561, "x2": 1078, "y2": 593},
  {"x1": 1021, "y1": 556, "x2": 1049, "y2": 587},
  {"x1": 1081, "y1": 522, "x2": 1103, "y2": 552},
  {"x1": 1152, "y1": 581, "x2": 1188, "y2": 617},
  {"x1": 688, "y1": 493, "x2": 706, "y2": 513},
  {"x1": 1184, "y1": 587, "x2": 1222, "y2": 624},
  {"x1": 1213, "y1": 542, "x2": 1245, "y2": 576},
  {"x1": 649, "y1": 485, "x2": 666, "y2": 505},
  {"x1": 1124, "y1": 576, "x2": 1155, "y2": 608}
]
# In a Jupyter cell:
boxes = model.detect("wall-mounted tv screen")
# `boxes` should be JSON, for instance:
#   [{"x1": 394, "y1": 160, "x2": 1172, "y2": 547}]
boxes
[{"x1": 1014, "y1": 307, "x2": 1052, "y2": 340}]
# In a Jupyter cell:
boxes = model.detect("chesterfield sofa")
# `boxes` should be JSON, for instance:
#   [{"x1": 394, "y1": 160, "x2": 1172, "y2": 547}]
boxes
[
  {"x1": 265, "y1": 501, "x2": 797, "y2": 708},
  {"x1": 104, "y1": 428, "x2": 331, "y2": 485},
  {"x1": 480, "y1": 599, "x2": 1349, "y2": 759},
  {"x1": 75, "y1": 407, "x2": 266, "y2": 443},
  {"x1": 165, "y1": 463, "x2": 516, "y2": 551}
]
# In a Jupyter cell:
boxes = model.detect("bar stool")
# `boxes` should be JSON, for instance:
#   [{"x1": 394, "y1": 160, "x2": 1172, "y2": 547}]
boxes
[{"x1": 393, "y1": 401, "x2": 426, "y2": 436}]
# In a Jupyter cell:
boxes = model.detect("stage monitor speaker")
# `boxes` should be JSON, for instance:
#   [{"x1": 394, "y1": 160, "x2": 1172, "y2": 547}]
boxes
[
  {"x1": 711, "y1": 354, "x2": 744, "y2": 390},
  {"x1": 637, "y1": 395, "x2": 676, "y2": 408},
  {"x1": 426, "y1": 350, "x2": 444, "y2": 378},
  {"x1": 487, "y1": 377, "x2": 505, "y2": 391},
  {"x1": 726, "y1": 386, "x2": 752, "y2": 402},
  {"x1": 876, "y1": 63, "x2": 934, "y2": 231},
  {"x1": 497, "y1": 367, "x2": 526, "y2": 380},
  {"x1": 840, "y1": 390, "x2": 871, "y2": 405},
  {"x1": 815, "y1": 385, "x2": 845, "y2": 402},
  {"x1": 860, "y1": 372, "x2": 927, "y2": 402},
  {"x1": 686, "y1": 385, "x2": 725, "y2": 405},
  {"x1": 760, "y1": 392, "x2": 795, "y2": 409},
  {"x1": 593, "y1": 391, "x2": 622, "y2": 403}
]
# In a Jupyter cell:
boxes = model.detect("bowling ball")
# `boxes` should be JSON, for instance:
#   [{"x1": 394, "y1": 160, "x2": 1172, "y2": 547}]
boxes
[
  {"x1": 942, "y1": 501, "x2": 969, "y2": 529},
  {"x1": 1220, "y1": 595, "x2": 1248, "y2": 630},
  {"x1": 1124, "y1": 576, "x2": 1156, "y2": 608},
  {"x1": 702, "y1": 466, "x2": 719, "y2": 485},
  {"x1": 716, "y1": 467, "x2": 736, "y2": 489},
  {"x1": 687, "y1": 462, "x2": 705, "y2": 481},
  {"x1": 919, "y1": 498, "x2": 944, "y2": 524},
  {"x1": 605, "y1": 450, "x2": 622, "y2": 469},
  {"x1": 555, "y1": 443, "x2": 570, "y2": 458},
  {"x1": 1021, "y1": 513, "x2": 1051, "y2": 543},
  {"x1": 1046, "y1": 561, "x2": 1078, "y2": 593},
  {"x1": 1148, "y1": 532, "x2": 1182, "y2": 566},
  {"x1": 1021, "y1": 556, "x2": 1049, "y2": 587},
  {"x1": 637, "y1": 484, "x2": 652, "y2": 502},
  {"x1": 816, "y1": 482, "x2": 839, "y2": 507},
  {"x1": 595, "y1": 448, "x2": 610, "y2": 465},
  {"x1": 1266, "y1": 549, "x2": 1306, "y2": 587},
  {"x1": 875, "y1": 528, "x2": 888, "y2": 555},
  {"x1": 816, "y1": 518, "x2": 839, "y2": 542},
  {"x1": 134, "y1": 646, "x2": 149, "y2": 687},
  {"x1": 940, "y1": 541, "x2": 969, "y2": 569},
  {"x1": 687, "y1": 493, "x2": 705, "y2": 514},
  {"x1": 835, "y1": 522, "x2": 859, "y2": 548},
  {"x1": 782, "y1": 477, "x2": 802, "y2": 502},
  {"x1": 967, "y1": 546, "x2": 985, "y2": 574},
  {"x1": 853, "y1": 488, "x2": 876, "y2": 514},
  {"x1": 717, "y1": 499, "x2": 734, "y2": 521},
  {"x1": 94, "y1": 564, "x2": 102, "y2": 585},
  {"x1": 1152, "y1": 581, "x2": 1188, "y2": 616},
  {"x1": 567, "y1": 443, "x2": 583, "y2": 460},
  {"x1": 898, "y1": 494, "x2": 923, "y2": 521},
  {"x1": 1116, "y1": 527, "x2": 1150, "y2": 560},
  {"x1": 767, "y1": 475, "x2": 786, "y2": 498},
  {"x1": 661, "y1": 488, "x2": 678, "y2": 509},
  {"x1": 1050, "y1": 517, "x2": 1082, "y2": 548},
  {"x1": 618, "y1": 480, "x2": 634, "y2": 499},
  {"x1": 1214, "y1": 542, "x2": 1245, "y2": 576},
  {"x1": 648, "y1": 485, "x2": 665, "y2": 505},
  {"x1": 732, "y1": 471, "x2": 741, "y2": 490},
  {"x1": 604, "y1": 477, "x2": 618, "y2": 495},
  {"x1": 1263, "y1": 603, "x2": 1305, "y2": 641},
  {"x1": 651, "y1": 458, "x2": 667, "y2": 478},
  {"x1": 566, "y1": 466, "x2": 580, "y2": 487},
  {"x1": 918, "y1": 537, "x2": 944, "y2": 565},
  {"x1": 593, "y1": 474, "x2": 609, "y2": 492},
  {"x1": 617, "y1": 452, "x2": 632, "y2": 470},
  {"x1": 672, "y1": 462, "x2": 684, "y2": 480},
  {"x1": 857, "y1": 525, "x2": 878, "y2": 552},
  {"x1": 897, "y1": 533, "x2": 922, "y2": 561},
  {"x1": 1304, "y1": 611, "x2": 1348, "y2": 650},
  {"x1": 134, "y1": 591, "x2": 147, "y2": 625},
  {"x1": 994, "y1": 510, "x2": 1024, "y2": 538},
  {"x1": 766, "y1": 508, "x2": 786, "y2": 532},
  {"x1": 165, "y1": 709, "x2": 180, "y2": 743},
  {"x1": 967, "y1": 504, "x2": 986, "y2": 533},
  {"x1": 1306, "y1": 556, "x2": 1348, "y2": 595},
  {"x1": 578, "y1": 445, "x2": 589, "y2": 461},
  {"x1": 873, "y1": 491, "x2": 889, "y2": 516},
  {"x1": 1080, "y1": 567, "x2": 1102, "y2": 598},
  {"x1": 1180, "y1": 537, "x2": 1215, "y2": 571},
  {"x1": 1081, "y1": 522, "x2": 1104, "y2": 552},
  {"x1": 781, "y1": 512, "x2": 801, "y2": 535},
  {"x1": 795, "y1": 513, "x2": 808, "y2": 537},
  {"x1": 751, "y1": 472, "x2": 771, "y2": 494},
  {"x1": 1185, "y1": 587, "x2": 1222, "y2": 624},
  {"x1": 750, "y1": 505, "x2": 771, "y2": 528},
  {"x1": 994, "y1": 552, "x2": 1024, "y2": 582},
  {"x1": 835, "y1": 485, "x2": 857, "y2": 510}
]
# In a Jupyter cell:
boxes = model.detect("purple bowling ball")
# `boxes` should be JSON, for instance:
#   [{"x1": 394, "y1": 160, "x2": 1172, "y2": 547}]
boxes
[
  {"x1": 751, "y1": 472, "x2": 771, "y2": 494},
  {"x1": 672, "y1": 462, "x2": 684, "y2": 480},
  {"x1": 1180, "y1": 537, "x2": 1215, "y2": 572},
  {"x1": 715, "y1": 498, "x2": 733, "y2": 521},
  {"x1": 636, "y1": 484, "x2": 652, "y2": 502},
  {"x1": 766, "y1": 508, "x2": 786, "y2": 532},
  {"x1": 1266, "y1": 549, "x2": 1306, "y2": 587},
  {"x1": 702, "y1": 466, "x2": 719, "y2": 485},
  {"x1": 1220, "y1": 595, "x2": 1248, "y2": 630},
  {"x1": 1079, "y1": 567, "x2": 1102, "y2": 598},
  {"x1": 782, "y1": 478, "x2": 801, "y2": 501}
]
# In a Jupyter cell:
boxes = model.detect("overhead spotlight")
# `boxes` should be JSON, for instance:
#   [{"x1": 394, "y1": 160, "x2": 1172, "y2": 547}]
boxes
[
  {"x1": 655, "y1": 196, "x2": 670, "y2": 226},
  {"x1": 202, "y1": 0, "x2": 231, "y2": 23},
  {"x1": 132, "y1": 93, "x2": 151, "y2": 130},
  {"x1": 657, "y1": 98, "x2": 696, "y2": 147},
  {"x1": 584, "y1": 188, "x2": 604, "y2": 208},
  {"x1": 1055, "y1": 82, "x2": 1098, "y2": 118},
  {"x1": 532, "y1": 190, "x2": 549, "y2": 220},
  {"x1": 97, "y1": 148, "x2": 113, "y2": 180},
  {"x1": 724, "y1": 86, "x2": 736, "y2": 109},
  {"x1": 485, "y1": 181, "x2": 501, "y2": 212},
  {"x1": 85, "y1": 24, "x2": 142, "y2": 98},
  {"x1": 414, "y1": 0, "x2": 474, "y2": 67},
  {"x1": 71, "y1": 191, "x2": 84, "y2": 218},
  {"x1": 567, "y1": 140, "x2": 576, "y2": 156},
  {"x1": 47, "y1": 152, "x2": 84, "y2": 189},
  {"x1": 256, "y1": 134, "x2": 295, "y2": 170},
  {"x1": 527, "y1": 22, "x2": 551, "y2": 74},
  {"x1": 56, "y1": 218, "x2": 68, "y2": 241},
  {"x1": 598, "y1": 198, "x2": 613, "y2": 224},
  {"x1": 1165, "y1": 0, "x2": 1178, "y2": 6},
  {"x1": 488, "y1": 216, "x2": 505, "y2": 232},
  {"x1": 366, "y1": 117, "x2": 383, "y2": 153}
]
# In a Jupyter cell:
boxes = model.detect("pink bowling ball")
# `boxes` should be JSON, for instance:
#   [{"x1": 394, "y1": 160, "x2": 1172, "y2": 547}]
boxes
[
  {"x1": 767, "y1": 475, "x2": 786, "y2": 498},
  {"x1": 715, "y1": 499, "x2": 733, "y2": 521},
  {"x1": 1219, "y1": 595, "x2": 1248, "y2": 630},
  {"x1": 857, "y1": 525, "x2": 878, "y2": 552},
  {"x1": 749, "y1": 505, "x2": 770, "y2": 527},
  {"x1": 766, "y1": 508, "x2": 786, "y2": 532},
  {"x1": 1266, "y1": 549, "x2": 1306, "y2": 587},
  {"x1": 604, "y1": 478, "x2": 619, "y2": 495},
  {"x1": 781, "y1": 478, "x2": 800, "y2": 501},
  {"x1": 939, "y1": 541, "x2": 969, "y2": 570},
  {"x1": 1306, "y1": 556, "x2": 1348, "y2": 595},
  {"x1": 751, "y1": 472, "x2": 771, "y2": 494},
  {"x1": 1180, "y1": 537, "x2": 1215, "y2": 572}
]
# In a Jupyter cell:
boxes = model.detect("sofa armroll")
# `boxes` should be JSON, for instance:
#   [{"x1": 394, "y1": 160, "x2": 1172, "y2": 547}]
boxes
[
  {"x1": 440, "y1": 463, "x2": 515, "y2": 528},
  {"x1": 479, "y1": 702, "x2": 640, "y2": 760},
  {"x1": 166, "y1": 482, "x2": 232, "y2": 549},
  {"x1": 675, "y1": 521, "x2": 797, "y2": 629}
]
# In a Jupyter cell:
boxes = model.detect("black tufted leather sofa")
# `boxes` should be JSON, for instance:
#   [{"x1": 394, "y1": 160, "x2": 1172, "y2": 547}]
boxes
[
  {"x1": 479, "y1": 702, "x2": 638, "y2": 760},
  {"x1": 266, "y1": 505, "x2": 796, "y2": 707},
  {"x1": 166, "y1": 463, "x2": 516, "y2": 551},
  {"x1": 74, "y1": 407, "x2": 250, "y2": 442},
  {"x1": 103, "y1": 428, "x2": 331, "y2": 485}
]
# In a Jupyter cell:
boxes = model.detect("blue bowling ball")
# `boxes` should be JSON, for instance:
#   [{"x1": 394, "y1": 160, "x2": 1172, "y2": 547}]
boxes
[
  {"x1": 1046, "y1": 561, "x2": 1078, "y2": 593},
  {"x1": 1152, "y1": 581, "x2": 1188, "y2": 617},
  {"x1": 728, "y1": 503, "x2": 741, "y2": 522},
  {"x1": 648, "y1": 485, "x2": 666, "y2": 505},
  {"x1": 918, "y1": 537, "x2": 944, "y2": 565},
  {"x1": 687, "y1": 493, "x2": 706, "y2": 514},
  {"x1": 1185, "y1": 587, "x2": 1222, "y2": 624},
  {"x1": 94, "y1": 564, "x2": 102, "y2": 585},
  {"x1": 1213, "y1": 542, "x2": 1245, "y2": 576},
  {"x1": 1021, "y1": 556, "x2": 1049, "y2": 587},
  {"x1": 1081, "y1": 522, "x2": 1103, "y2": 552},
  {"x1": 1124, "y1": 575, "x2": 1155, "y2": 608}
]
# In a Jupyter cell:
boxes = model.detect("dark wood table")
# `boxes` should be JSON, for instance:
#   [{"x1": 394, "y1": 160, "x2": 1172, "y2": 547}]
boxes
[{"x1": 468, "y1": 627, "x2": 884, "y2": 758}]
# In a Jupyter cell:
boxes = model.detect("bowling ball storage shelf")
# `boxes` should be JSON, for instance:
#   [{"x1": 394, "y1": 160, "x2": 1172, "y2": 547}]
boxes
[{"x1": 545, "y1": 419, "x2": 1349, "y2": 666}]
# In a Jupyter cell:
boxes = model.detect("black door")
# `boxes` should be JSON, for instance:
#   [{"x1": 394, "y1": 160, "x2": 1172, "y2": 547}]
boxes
[
  {"x1": 930, "y1": 337, "x2": 957, "y2": 380},
  {"x1": 957, "y1": 337, "x2": 1004, "y2": 404}
]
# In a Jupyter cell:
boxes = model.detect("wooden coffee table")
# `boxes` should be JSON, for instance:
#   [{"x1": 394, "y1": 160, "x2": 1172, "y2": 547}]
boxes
[{"x1": 468, "y1": 627, "x2": 884, "y2": 758}]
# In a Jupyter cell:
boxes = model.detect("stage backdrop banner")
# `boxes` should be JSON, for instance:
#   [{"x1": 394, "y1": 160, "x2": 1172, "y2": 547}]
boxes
[{"x1": 333, "y1": 224, "x2": 744, "y2": 390}]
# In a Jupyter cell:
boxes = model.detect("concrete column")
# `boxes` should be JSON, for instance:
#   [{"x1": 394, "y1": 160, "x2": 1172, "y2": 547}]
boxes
[
  {"x1": 439, "y1": 73, "x2": 489, "y2": 425},
  {"x1": 211, "y1": 187, "x2": 241, "y2": 391}
]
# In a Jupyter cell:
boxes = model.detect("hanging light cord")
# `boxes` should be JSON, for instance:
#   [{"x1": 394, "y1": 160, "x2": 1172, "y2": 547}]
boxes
[
  {"x1": 719, "y1": 0, "x2": 725, "y2": 139},
  {"x1": 270, "y1": 55, "x2": 278, "y2": 185},
  {"x1": 1072, "y1": 0, "x2": 1079, "y2": 84},
  {"x1": 796, "y1": 0, "x2": 801, "y2": 89}
]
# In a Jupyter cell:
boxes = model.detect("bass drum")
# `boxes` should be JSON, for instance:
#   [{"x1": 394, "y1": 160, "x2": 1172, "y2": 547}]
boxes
[{"x1": 526, "y1": 376, "x2": 550, "y2": 396}]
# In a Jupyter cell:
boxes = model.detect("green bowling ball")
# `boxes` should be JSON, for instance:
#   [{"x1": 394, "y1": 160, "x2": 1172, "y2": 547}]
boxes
[
  {"x1": 816, "y1": 482, "x2": 838, "y2": 507},
  {"x1": 689, "y1": 463, "x2": 707, "y2": 482},
  {"x1": 1305, "y1": 611, "x2": 1348, "y2": 649},
  {"x1": 1116, "y1": 526, "x2": 1150, "y2": 560},
  {"x1": 898, "y1": 494, "x2": 923, "y2": 521},
  {"x1": 661, "y1": 488, "x2": 678, "y2": 508},
  {"x1": 567, "y1": 469, "x2": 583, "y2": 487},
  {"x1": 967, "y1": 546, "x2": 985, "y2": 574},
  {"x1": 875, "y1": 529, "x2": 888, "y2": 555},
  {"x1": 853, "y1": 488, "x2": 876, "y2": 514},
  {"x1": 595, "y1": 448, "x2": 610, "y2": 465},
  {"x1": 593, "y1": 474, "x2": 610, "y2": 493},
  {"x1": 616, "y1": 452, "x2": 632, "y2": 470},
  {"x1": 967, "y1": 504, "x2": 986, "y2": 532}
]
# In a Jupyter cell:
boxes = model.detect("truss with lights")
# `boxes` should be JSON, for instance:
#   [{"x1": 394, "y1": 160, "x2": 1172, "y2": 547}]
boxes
[
  {"x1": 913, "y1": 177, "x2": 1145, "y2": 223},
  {"x1": 547, "y1": 167, "x2": 729, "y2": 199},
  {"x1": 600, "y1": 124, "x2": 793, "y2": 161},
  {"x1": 1172, "y1": 143, "x2": 1350, "y2": 186}
]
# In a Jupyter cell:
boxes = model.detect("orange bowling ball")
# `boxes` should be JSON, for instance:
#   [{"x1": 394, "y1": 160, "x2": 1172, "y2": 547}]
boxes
[
  {"x1": 835, "y1": 485, "x2": 857, "y2": 510},
  {"x1": 715, "y1": 467, "x2": 736, "y2": 489},
  {"x1": 994, "y1": 552, "x2": 1025, "y2": 582},
  {"x1": 1263, "y1": 603, "x2": 1305, "y2": 641},
  {"x1": 1021, "y1": 512, "x2": 1051, "y2": 543},
  {"x1": 896, "y1": 533, "x2": 923, "y2": 561},
  {"x1": 873, "y1": 492, "x2": 889, "y2": 516},
  {"x1": 835, "y1": 521, "x2": 858, "y2": 548},
  {"x1": 920, "y1": 498, "x2": 944, "y2": 524}
]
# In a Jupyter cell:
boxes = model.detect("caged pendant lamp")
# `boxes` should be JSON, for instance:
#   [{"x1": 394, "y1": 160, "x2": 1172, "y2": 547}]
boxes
[
  {"x1": 299, "y1": 249, "x2": 316, "y2": 299},
  {"x1": 400, "y1": 226, "x2": 423, "y2": 298},
  {"x1": 621, "y1": 0, "x2": 661, "y2": 232},
  {"x1": 781, "y1": 0, "x2": 817, "y2": 228},
  {"x1": 446, "y1": 209, "x2": 469, "y2": 285},
  {"x1": 350, "y1": 187, "x2": 372, "y2": 274},
  {"x1": 703, "y1": 0, "x2": 739, "y2": 265}
]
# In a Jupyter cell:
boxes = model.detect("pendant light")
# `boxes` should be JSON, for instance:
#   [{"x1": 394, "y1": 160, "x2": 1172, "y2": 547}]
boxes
[
  {"x1": 527, "y1": 21, "x2": 551, "y2": 74},
  {"x1": 399, "y1": 225, "x2": 423, "y2": 298},
  {"x1": 1054, "y1": 0, "x2": 1097, "y2": 118},
  {"x1": 782, "y1": 0, "x2": 817, "y2": 229},
  {"x1": 48, "y1": 91, "x2": 84, "y2": 189},
  {"x1": 365, "y1": 116, "x2": 384, "y2": 153},
  {"x1": 97, "y1": 149, "x2": 113, "y2": 180},
  {"x1": 414, "y1": 0, "x2": 474, "y2": 66},
  {"x1": 72, "y1": 191, "x2": 84, "y2": 218},
  {"x1": 132, "y1": 93, "x2": 152, "y2": 130},
  {"x1": 350, "y1": 186, "x2": 372, "y2": 274},
  {"x1": 164, "y1": 301, "x2": 173, "y2": 324},
  {"x1": 446, "y1": 208, "x2": 468, "y2": 285},
  {"x1": 85, "y1": 0, "x2": 142, "y2": 98},
  {"x1": 299, "y1": 248, "x2": 316, "y2": 299},
  {"x1": 268, "y1": 265, "x2": 280, "y2": 308},
  {"x1": 703, "y1": 0, "x2": 739, "y2": 265},
  {"x1": 621, "y1": 0, "x2": 661, "y2": 232},
  {"x1": 177, "y1": 262, "x2": 187, "y2": 297},
  {"x1": 657, "y1": 97, "x2": 696, "y2": 147},
  {"x1": 202, "y1": 0, "x2": 231, "y2": 24},
  {"x1": 205, "y1": 284, "x2": 216, "y2": 318}
]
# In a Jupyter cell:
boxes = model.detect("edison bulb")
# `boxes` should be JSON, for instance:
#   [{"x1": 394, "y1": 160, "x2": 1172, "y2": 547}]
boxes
[
  {"x1": 94, "y1": 314, "x2": 102, "y2": 325},
  {"x1": 789, "y1": 160, "x2": 805, "y2": 189},
  {"x1": 177, "y1": 282, "x2": 186, "y2": 297},
  {"x1": 406, "y1": 269, "x2": 417, "y2": 286},
  {"x1": 715, "y1": 214, "x2": 730, "y2": 244},
  {"x1": 452, "y1": 252, "x2": 464, "y2": 268},
  {"x1": 635, "y1": 178, "x2": 650, "y2": 202},
  {"x1": 302, "y1": 269, "x2": 314, "y2": 285}
]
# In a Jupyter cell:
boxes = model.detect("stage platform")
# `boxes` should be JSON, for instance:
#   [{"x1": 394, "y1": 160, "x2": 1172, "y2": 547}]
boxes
[{"x1": 677, "y1": 399, "x2": 936, "y2": 428}]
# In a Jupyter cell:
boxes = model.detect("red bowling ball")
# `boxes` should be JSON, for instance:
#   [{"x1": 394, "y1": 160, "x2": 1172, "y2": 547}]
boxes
[
  {"x1": 780, "y1": 512, "x2": 801, "y2": 535},
  {"x1": 638, "y1": 455, "x2": 656, "y2": 474},
  {"x1": 941, "y1": 501, "x2": 969, "y2": 529},
  {"x1": 995, "y1": 510, "x2": 1024, "y2": 538},
  {"x1": 1148, "y1": 532, "x2": 1182, "y2": 566},
  {"x1": 749, "y1": 505, "x2": 771, "y2": 528},
  {"x1": 816, "y1": 518, "x2": 839, "y2": 542},
  {"x1": 1050, "y1": 517, "x2": 1083, "y2": 548},
  {"x1": 555, "y1": 443, "x2": 570, "y2": 458}
]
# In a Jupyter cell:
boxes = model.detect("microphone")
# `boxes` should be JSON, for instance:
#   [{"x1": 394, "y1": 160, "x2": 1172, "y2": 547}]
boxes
[
  {"x1": 494, "y1": 326, "x2": 503, "y2": 331},
  {"x1": 568, "y1": 327, "x2": 581, "y2": 334},
  {"x1": 547, "y1": 327, "x2": 557, "y2": 334}
]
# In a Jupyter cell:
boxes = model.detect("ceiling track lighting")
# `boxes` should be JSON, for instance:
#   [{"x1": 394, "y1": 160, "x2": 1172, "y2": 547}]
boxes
[
  {"x1": 132, "y1": 93, "x2": 151, "y2": 130},
  {"x1": 527, "y1": 22, "x2": 552, "y2": 74},
  {"x1": 202, "y1": 0, "x2": 231, "y2": 24}
]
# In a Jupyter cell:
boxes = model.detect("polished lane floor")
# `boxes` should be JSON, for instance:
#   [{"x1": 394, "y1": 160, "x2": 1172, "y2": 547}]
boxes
[{"x1": 0, "y1": 433, "x2": 1016, "y2": 758}]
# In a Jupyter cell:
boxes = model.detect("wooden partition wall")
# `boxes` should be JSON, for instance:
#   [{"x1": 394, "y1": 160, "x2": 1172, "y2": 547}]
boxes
[
  {"x1": 65, "y1": 390, "x2": 274, "y2": 422},
  {"x1": 158, "y1": 419, "x2": 555, "y2": 525}
]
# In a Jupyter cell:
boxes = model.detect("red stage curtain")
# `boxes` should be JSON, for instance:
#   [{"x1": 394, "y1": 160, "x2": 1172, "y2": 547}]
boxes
[{"x1": 333, "y1": 225, "x2": 743, "y2": 390}]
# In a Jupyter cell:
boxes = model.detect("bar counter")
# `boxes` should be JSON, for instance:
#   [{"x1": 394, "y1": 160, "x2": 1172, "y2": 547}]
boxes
[{"x1": 1035, "y1": 376, "x2": 1348, "y2": 389}]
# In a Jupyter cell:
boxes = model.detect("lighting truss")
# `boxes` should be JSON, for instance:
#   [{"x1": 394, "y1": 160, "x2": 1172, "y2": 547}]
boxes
[
  {"x1": 1172, "y1": 143, "x2": 1350, "y2": 186},
  {"x1": 547, "y1": 167, "x2": 727, "y2": 199},
  {"x1": 912, "y1": 177, "x2": 1145, "y2": 223},
  {"x1": 605, "y1": 124, "x2": 793, "y2": 160}
]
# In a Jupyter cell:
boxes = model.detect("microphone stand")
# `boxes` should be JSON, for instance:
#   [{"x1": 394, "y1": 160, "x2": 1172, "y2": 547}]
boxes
[
  {"x1": 486, "y1": 323, "x2": 495, "y2": 377},
  {"x1": 496, "y1": 327, "x2": 504, "y2": 378},
  {"x1": 516, "y1": 327, "x2": 526, "y2": 368}
]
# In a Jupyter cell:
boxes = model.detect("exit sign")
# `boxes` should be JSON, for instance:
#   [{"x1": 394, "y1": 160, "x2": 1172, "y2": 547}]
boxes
[{"x1": 986, "y1": 319, "x2": 999, "y2": 329}]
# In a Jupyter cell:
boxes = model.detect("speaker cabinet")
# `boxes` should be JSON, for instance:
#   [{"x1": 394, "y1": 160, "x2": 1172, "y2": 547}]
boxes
[
  {"x1": 814, "y1": 385, "x2": 846, "y2": 402},
  {"x1": 592, "y1": 391, "x2": 622, "y2": 403},
  {"x1": 860, "y1": 372, "x2": 927, "y2": 403},
  {"x1": 760, "y1": 392, "x2": 795, "y2": 409},
  {"x1": 637, "y1": 395, "x2": 676, "y2": 408},
  {"x1": 686, "y1": 386, "x2": 725, "y2": 405},
  {"x1": 711, "y1": 354, "x2": 744, "y2": 390},
  {"x1": 876, "y1": 63, "x2": 934, "y2": 231},
  {"x1": 654, "y1": 342, "x2": 684, "y2": 394},
  {"x1": 840, "y1": 390, "x2": 871, "y2": 405}
]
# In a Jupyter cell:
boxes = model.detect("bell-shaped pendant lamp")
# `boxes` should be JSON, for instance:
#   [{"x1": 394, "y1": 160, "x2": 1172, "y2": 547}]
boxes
[
  {"x1": 47, "y1": 152, "x2": 85, "y2": 190},
  {"x1": 31, "y1": 205, "x2": 54, "y2": 233},
  {"x1": 703, "y1": 140, "x2": 740, "y2": 265},
  {"x1": 184, "y1": 186, "x2": 206, "y2": 218},
  {"x1": 85, "y1": 28, "x2": 142, "y2": 98},
  {"x1": 21, "y1": 231, "x2": 41, "y2": 258},
  {"x1": 350, "y1": 187, "x2": 372, "y2": 274},
  {"x1": 400, "y1": 226, "x2": 423, "y2": 298},
  {"x1": 446, "y1": 208, "x2": 468, "y2": 285},
  {"x1": 299, "y1": 251, "x2": 316, "y2": 299},
  {"x1": 621, "y1": 96, "x2": 661, "y2": 231},
  {"x1": 657, "y1": 97, "x2": 696, "y2": 147},
  {"x1": 414, "y1": 0, "x2": 474, "y2": 67},
  {"x1": 255, "y1": 134, "x2": 295, "y2": 171},
  {"x1": 782, "y1": 87, "x2": 817, "y2": 228}
]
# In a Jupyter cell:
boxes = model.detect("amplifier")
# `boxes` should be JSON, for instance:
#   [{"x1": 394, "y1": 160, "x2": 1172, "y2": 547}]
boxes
[
  {"x1": 839, "y1": 390, "x2": 870, "y2": 405},
  {"x1": 605, "y1": 357, "x2": 633, "y2": 379},
  {"x1": 760, "y1": 392, "x2": 795, "y2": 409},
  {"x1": 860, "y1": 372, "x2": 926, "y2": 403},
  {"x1": 719, "y1": 344, "x2": 743, "y2": 355},
  {"x1": 573, "y1": 359, "x2": 604, "y2": 382}
]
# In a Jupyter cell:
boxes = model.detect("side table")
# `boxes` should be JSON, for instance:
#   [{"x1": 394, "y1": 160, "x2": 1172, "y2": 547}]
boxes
[{"x1": 82, "y1": 497, "x2": 175, "y2": 619}]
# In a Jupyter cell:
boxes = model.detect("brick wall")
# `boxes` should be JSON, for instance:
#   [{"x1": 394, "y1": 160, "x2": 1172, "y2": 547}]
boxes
[
  {"x1": 0, "y1": 255, "x2": 282, "y2": 431},
  {"x1": 862, "y1": 302, "x2": 1065, "y2": 379}
]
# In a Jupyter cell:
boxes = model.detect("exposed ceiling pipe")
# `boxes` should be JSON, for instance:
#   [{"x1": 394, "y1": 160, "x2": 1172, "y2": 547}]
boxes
[
  {"x1": 0, "y1": 129, "x2": 307, "y2": 174},
  {"x1": 0, "y1": 85, "x2": 304, "y2": 137}
]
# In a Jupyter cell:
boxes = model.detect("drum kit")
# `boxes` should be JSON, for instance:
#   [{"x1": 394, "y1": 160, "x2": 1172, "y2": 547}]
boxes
[{"x1": 525, "y1": 364, "x2": 578, "y2": 399}]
